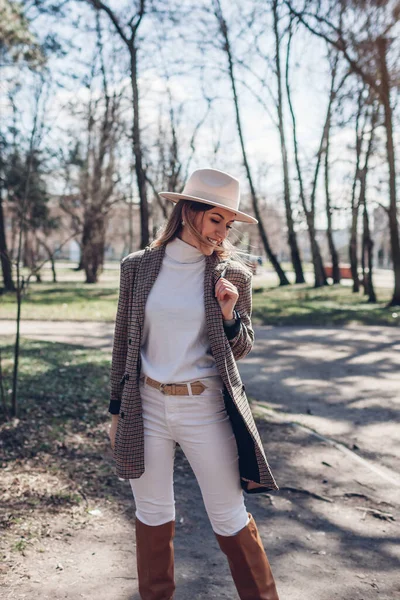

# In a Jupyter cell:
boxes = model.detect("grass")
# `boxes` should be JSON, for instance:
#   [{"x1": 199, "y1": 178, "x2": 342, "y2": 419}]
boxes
[
  {"x1": 0, "y1": 281, "x2": 119, "y2": 321},
  {"x1": 0, "y1": 264, "x2": 399, "y2": 326},
  {"x1": 0, "y1": 338, "x2": 131, "y2": 558},
  {"x1": 252, "y1": 283, "x2": 399, "y2": 327},
  {"x1": 0, "y1": 263, "x2": 120, "y2": 321}
]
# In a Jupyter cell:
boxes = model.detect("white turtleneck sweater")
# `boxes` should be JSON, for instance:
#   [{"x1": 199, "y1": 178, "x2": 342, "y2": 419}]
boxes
[{"x1": 140, "y1": 237, "x2": 220, "y2": 383}]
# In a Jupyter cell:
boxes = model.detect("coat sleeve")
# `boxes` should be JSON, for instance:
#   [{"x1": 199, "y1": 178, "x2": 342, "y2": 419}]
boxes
[
  {"x1": 224, "y1": 272, "x2": 254, "y2": 361},
  {"x1": 109, "y1": 259, "x2": 130, "y2": 414}
]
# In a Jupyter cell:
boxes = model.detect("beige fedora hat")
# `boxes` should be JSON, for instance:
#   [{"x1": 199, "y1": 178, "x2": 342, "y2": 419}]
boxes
[{"x1": 159, "y1": 168, "x2": 258, "y2": 224}]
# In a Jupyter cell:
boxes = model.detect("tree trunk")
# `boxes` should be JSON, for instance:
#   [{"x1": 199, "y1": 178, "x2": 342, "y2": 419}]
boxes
[
  {"x1": 22, "y1": 229, "x2": 33, "y2": 269},
  {"x1": 0, "y1": 194, "x2": 15, "y2": 291},
  {"x1": 377, "y1": 38, "x2": 400, "y2": 306},
  {"x1": 128, "y1": 196, "x2": 134, "y2": 254},
  {"x1": 0, "y1": 349, "x2": 10, "y2": 419},
  {"x1": 323, "y1": 56, "x2": 341, "y2": 285},
  {"x1": 285, "y1": 28, "x2": 326, "y2": 287},
  {"x1": 359, "y1": 102, "x2": 379, "y2": 303},
  {"x1": 213, "y1": 0, "x2": 290, "y2": 286},
  {"x1": 11, "y1": 270, "x2": 22, "y2": 417},
  {"x1": 349, "y1": 196, "x2": 360, "y2": 293},
  {"x1": 349, "y1": 92, "x2": 364, "y2": 293},
  {"x1": 272, "y1": 0, "x2": 305, "y2": 284},
  {"x1": 37, "y1": 238, "x2": 57, "y2": 283},
  {"x1": 10, "y1": 81, "x2": 39, "y2": 417},
  {"x1": 10, "y1": 216, "x2": 17, "y2": 261},
  {"x1": 305, "y1": 215, "x2": 326, "y2": 287},
  {"x1": 50, "y1": 254, "x2": 57, "y2": 283},
  {"x1": 361, "y1": 184, "x2": 376, "y2": 303},
  {"x1": 81, "y1": 213, "x2": 106, "y2": 284},
  {"x1": 130, "y1": 44, "x2": 149, "y2": 249},
  {"x1": 324, "y1": 114, "x2": 340, "y2": 284}
]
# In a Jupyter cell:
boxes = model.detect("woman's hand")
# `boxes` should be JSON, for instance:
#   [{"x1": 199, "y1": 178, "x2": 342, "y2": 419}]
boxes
[
  {"x1": 215, "y1": 277, "x2": 239, "y2": 320},
  {"x1": 109, "y1": 414, "x2": 119, "y2": 449}
]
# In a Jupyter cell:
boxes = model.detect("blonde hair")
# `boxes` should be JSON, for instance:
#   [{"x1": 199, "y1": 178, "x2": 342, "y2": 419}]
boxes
[{"x1": 151, "y1": 200, "x2": 235, "y2": 260}]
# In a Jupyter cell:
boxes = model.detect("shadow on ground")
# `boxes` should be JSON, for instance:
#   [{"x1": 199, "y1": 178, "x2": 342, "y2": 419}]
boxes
[
  {"x1": 1, "y1": 338, "x2": 399, "y2": 599},
  {"x1": 242, "y1": 326, "x2": 400, "y2": 472}
]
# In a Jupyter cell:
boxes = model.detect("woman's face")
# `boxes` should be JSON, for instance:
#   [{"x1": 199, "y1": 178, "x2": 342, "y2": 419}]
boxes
[{"x1": 193, "y1": 207, "x2": 235, "y2": 255}]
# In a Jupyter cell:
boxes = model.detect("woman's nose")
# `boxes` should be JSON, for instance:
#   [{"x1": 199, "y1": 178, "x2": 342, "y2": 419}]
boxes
[{"x1": 216, "y1": 226, "x2": 227, "y2": 240}]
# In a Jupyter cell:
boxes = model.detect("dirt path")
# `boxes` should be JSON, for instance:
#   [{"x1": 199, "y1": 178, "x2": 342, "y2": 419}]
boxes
[
  {"x1": 1, "y1": 321, "x2": 399, "y2": 599},
  {"x1": 240, "y1": 325, "x2": 400, "y2": 477},
  {"x1": 3, "y1": 321, "x2": 399, "y2": 475}
]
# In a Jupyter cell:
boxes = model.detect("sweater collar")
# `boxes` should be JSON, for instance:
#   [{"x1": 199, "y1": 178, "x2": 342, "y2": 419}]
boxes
[{"x1": 165, "y1": 236, "x2": 205, "y2": 264}]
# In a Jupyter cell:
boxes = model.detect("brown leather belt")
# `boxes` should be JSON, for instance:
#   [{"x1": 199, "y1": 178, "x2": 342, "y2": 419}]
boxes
[{"x1": 141, "y1": 375, "x2": 207, "y2": 396}]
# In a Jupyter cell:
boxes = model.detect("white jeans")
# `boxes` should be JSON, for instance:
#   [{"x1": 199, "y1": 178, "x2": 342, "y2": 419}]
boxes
[{"x1": 129, "y1": 377, "x2": 249, "y2": 536}]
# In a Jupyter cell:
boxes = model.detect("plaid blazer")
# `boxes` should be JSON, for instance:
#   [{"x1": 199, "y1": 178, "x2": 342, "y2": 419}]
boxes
[{"x1": 110, "y1": 243, "x2": 278, "y2": 493}]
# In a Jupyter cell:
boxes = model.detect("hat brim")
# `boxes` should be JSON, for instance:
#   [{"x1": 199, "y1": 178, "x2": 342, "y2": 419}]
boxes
[{"x1": 159, "y1": 192, "x2": 258, "y2": 224}]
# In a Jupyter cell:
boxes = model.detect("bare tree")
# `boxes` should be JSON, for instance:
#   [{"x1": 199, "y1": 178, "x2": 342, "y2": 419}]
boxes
[
  {"x1": 212, "y1": 0, "x2": 290, "y2": 286},
  {"x1": 10, "y1": 78, "x2": 44, "y2": 417},
  {"x1": 0, "y1": 160, "x2": 15, "y2": 290},
  {"x1": 348, "y1": 82, "x2": 382, "y2": 300},
  {"x1": 285, "y1": 23, "x2": 328, "y2": 287},
  {"x1": 323, "y1": 50, "x2": 350, "y2": 285},
  {"x1": 62, "y1": 18, "x2": 123, "y2": 283},
  {"x1": 360, "y1": 100, "x2": 380, "y2": 303},
  {"x1": 272, "y1": 0, "x2": 305, "y2": 283},
  {"x1": 349, "y1": 86, "x2": 367, "y2": 293},
  {"x1": 286, "y1": 0, "x2": 400, "y2": 304},
  {"x1": 0, "y1": 122, "x2": 15, "y2": 290},
  {"x1": 85, "y1": 0, "x2": 150, "y2": 249},
  {"x1": 0, "y1": 0, "x2": 46, "y2": 291}
]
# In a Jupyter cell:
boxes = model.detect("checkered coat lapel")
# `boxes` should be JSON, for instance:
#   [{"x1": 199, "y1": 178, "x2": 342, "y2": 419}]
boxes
[
  {"x1": 133, "y1": 245, "x2": 165, "y2": 327},
  {"x1": 111, "y1": 244, "x2": 278, "y2": 493}
]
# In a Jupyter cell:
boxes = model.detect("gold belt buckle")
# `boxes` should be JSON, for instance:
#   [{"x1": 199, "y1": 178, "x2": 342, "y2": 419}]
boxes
[{"x1": 159, "y1": 383, "x2": 174, "y2": 395}]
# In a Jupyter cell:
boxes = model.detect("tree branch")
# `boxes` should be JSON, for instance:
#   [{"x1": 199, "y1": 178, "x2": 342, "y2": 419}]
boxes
[
  {"x1": 284, "y1": 1, "x2": 380, "y2": 94},
  {"x1": 86, "y1": 0, "x2": 130, "y2": 46}
]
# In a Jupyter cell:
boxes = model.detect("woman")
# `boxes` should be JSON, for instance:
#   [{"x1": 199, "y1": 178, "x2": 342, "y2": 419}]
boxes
[{"x1": 109, "y1": 168, "x2": 279, "y2": 600}]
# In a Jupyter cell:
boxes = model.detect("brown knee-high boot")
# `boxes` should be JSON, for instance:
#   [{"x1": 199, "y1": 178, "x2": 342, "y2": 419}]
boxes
[
  {"x1": 215, "y1": 513, "x2": 279, "y2": 600},
  {"x1": 135, "y1": 518, "x2": 175, "y2": 600}
]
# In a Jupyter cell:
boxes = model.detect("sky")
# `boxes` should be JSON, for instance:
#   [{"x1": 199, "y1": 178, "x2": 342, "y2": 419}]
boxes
[{"x1": 2, "y1": 0, "x2": 399, "y2": 234}]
